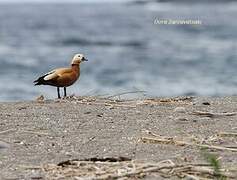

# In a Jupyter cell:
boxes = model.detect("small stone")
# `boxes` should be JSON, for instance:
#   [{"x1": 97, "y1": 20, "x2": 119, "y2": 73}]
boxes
[
  {"x1": 66, "y1": 142, "x2": 71, "y2": 146},
  {"x1": 175, "y1": 117, "x2": 188, "y2": 122},
  {"x1": 65, "y1": 152, "x2": 72, "y2": 156},
  {"x1": 14, "y1": 140, "x2": 24, "y2": 145},
  {"x1": 97, "y1": 114, "x2": 103, "y2": 117},
  {"x1": 174, "y1": 107, "x2": 186, "y2": 113},
  {"x1": 36, "y1": 95, "x2": 44, "y2": 102},
  {"x1": 39, "y1": 141, "x2": 44, "y2": 146},
  {"x1": 19, "y1": 141, "x2": 24, "y2": 145},
  {"x1": 136, "y1": 111, "x2": 141, "y2": 114},
  {"x1": 199, "y1": 117, "x2": 211, "y2": 121},
  {"x1": 202, "y1": 102, "x2": 211, "y2": 105},
  {"x1": 18, "y1": 107, "x2": 27, "y2": 110}
]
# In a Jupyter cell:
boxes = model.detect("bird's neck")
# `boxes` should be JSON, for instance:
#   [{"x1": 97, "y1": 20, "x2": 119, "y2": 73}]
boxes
[{"x1": 71, "y1": 64, "x2": 80, "y2": 73}]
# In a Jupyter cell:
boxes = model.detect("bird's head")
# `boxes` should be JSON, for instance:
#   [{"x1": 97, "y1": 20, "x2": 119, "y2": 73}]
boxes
[{"x1": 71, "y1": 53, "x2": 88, "y2": 65}]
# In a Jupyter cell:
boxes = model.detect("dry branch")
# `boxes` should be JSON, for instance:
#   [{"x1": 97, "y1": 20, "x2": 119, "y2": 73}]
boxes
[
  {"x1": 43, "y1": 159, "x2": 237, "y2": 179},
  {"x1": 218, "y1": 132, "x2": 237, "y2": 137},
  {"x1": 20, "y1": 130, "x2": 50, "y2": 136},
  {"x1": 141, "y1": 136, "x2": 237, "y2": 152},
  {"x1": 0, "y1": 128, "x2": 17, "y2": 135},
  {"x1": 106, "y1": 91, "x2": 146, "y2": 99},
  {"x1": 191, "y1": 111, "x2": 237, "y2": 118}
]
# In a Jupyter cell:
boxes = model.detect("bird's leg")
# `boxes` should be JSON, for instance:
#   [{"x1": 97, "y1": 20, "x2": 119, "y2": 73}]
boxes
[
  {"x1": 57, "y1": 87, "x2": 61, "y2": 99},
  {"x1": 64, "y1": 87, "x2": 67, "y2": 97}
]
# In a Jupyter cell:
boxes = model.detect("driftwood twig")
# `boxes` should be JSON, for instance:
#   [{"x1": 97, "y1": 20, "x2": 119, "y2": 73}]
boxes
[
  {"x1": 218, "y1": 132, "x2": 237, "y2": 137},
  {"x1": 141, "y1": 136, "x2": 237, "y2": 152},
  {"x1": 192, "y1": 111, "x2": 237, "y2": 118},
  {"x1": 0, "y1": 128, "x2": 17, "y2": 135},
  {"x1": 43, "y1": 159, "x2": 237, "y2": 179}
]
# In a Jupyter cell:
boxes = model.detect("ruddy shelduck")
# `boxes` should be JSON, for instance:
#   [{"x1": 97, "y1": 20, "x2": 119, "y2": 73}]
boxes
[{"x1": 34, "y1": 53, "x2": 88, "y2": 98}]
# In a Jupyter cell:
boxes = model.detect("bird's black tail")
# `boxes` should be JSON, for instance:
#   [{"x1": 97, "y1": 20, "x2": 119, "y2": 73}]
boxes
[{"x1": 34, "y1": 75, "x2": 47, "y2": 86}]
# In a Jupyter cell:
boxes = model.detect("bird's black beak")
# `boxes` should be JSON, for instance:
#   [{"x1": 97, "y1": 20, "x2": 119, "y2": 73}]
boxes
[{"x1": 82, "y1": 57, "x2": 88, "y2": 61}]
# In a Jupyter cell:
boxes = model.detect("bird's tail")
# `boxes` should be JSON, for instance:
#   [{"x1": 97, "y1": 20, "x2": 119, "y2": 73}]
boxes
[
  {"x1": 33, "y1": 76, "x2": 46, "y2": 86},
  {"x1": 34, "y1": 81, "x2": 41, "y2": 86}
]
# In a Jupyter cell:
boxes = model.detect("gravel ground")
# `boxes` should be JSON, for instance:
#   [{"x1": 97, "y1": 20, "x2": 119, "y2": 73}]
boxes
[{"x1": 0, "y1": 96, "x2": 237, "y2": 179}]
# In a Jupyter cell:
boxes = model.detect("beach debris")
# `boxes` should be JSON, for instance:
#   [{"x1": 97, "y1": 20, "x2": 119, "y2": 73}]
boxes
[
  {"x1": 140, "y1": 131, "x2": 237, "y2": 152},
  {"x1": 191, "y1": 111, "x2": 237, "y2": 118},
  {"x1": 18, "y1": 106, "x2": 27, "y2": 110},
  {"x1": 97, "y1": 113, "x2": 103, "y2": 118},
  {"x1": 58, "y1": 157, "x2": 131, "y2": 167},
  {"x1": 175, "y1": 117, "x2": 189, "y2": 122},
  {"x1": 19, "y1": 130, "x2": 50, "y2": 136},
  {"x1": 174, "y1": 107, "x2": 186, "y2": 113},
  {"x1": 63, "y1": 96, "x2": 194, "y2": 109},
  {"x1": 84, "y1": 111, "x2": 91, "y2": 114},
  {"x1": 36, "y1": 95, "x2": 44, "y2": 102},
  {"x1": 14, "y1": 140, "x2": 25, "y2": 145},
  {"x1": 106, "y1": 90, "x2": 146, "y2": 100},
  {"x1": 0, "y1": 128, "x2": 16, "y2": 135},
  {"x1": 42, "y1": 158, "x2": 237, "y2": 179},
  {"x1": 141, "y1": 96, "x2": 193, "y2": 105},
  {"x1": 218, "y1": 132, "x2": 237, "y2": 137},
  {"x1": 0, "y1": 128, "x2": 50, "y2": 137},
  {"x1": 202, "y1": 102, "x2": 211, "y2": 105}
]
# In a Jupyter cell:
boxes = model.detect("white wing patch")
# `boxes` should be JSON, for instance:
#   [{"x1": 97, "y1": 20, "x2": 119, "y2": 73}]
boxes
[
  {"x1": 43, "y1": 68, "x2": 67, "y2": 81},
  {"x1": 43, "y1": 70, "x2": 57, "y2": 81}
]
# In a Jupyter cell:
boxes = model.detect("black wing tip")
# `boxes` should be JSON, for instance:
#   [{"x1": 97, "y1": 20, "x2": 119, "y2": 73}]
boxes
[
  {"x1": 34, "y1": 80, "x2": 40, "y2": 86},
  {"x1": 34, "y1": 75, "x2": 50, "y2": 86},
  {"x1": 33, "y1": 77, "x2": 44, "y2": 86}
]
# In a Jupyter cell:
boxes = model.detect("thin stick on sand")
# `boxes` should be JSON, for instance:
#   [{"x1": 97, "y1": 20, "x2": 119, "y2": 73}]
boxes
[
  {"x1": 106, "y1": 90, "x2": 146, "y2": 99},
  {"x1": 191, "y1": 111, "x2": 237, "y2": 118},
  {"x1": 218, "y1": 132, "x2": 237, "y2": 137},
  {"x1": 141, "y1": 136, "x2": 237, "y2": 152},
  {"x1": 20, "y1": 130, "x2": 50, "y2": 136},
  {"x1": 0, "y1": 128, "x2": 17, "y2": 135},
  {"x1": 43, "y1": 160, "x2": 237, "y2": 179}
]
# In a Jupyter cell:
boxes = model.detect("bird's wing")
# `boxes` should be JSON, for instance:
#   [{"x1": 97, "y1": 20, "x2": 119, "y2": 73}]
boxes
[
  {"x1": 43, "y1": 68, "x2": 72, "y2": 81},
  {"x1": 43, "y1": 70, "x2": 58, "y2": 81}
]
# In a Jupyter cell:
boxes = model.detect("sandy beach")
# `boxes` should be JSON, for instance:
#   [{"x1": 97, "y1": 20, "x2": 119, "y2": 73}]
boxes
[{"x1": 0, "y1": 96, "x2": 237, "y2": 179}]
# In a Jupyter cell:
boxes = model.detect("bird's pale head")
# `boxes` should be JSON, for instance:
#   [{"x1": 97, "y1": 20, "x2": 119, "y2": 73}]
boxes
[{"x1": 71, "y1": 53, "x2": 88, "y2": 65}]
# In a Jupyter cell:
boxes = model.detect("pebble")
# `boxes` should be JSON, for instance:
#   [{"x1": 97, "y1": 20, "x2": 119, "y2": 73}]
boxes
[
  {"x1": 84, "y1": 111, "x2": 91, "y2": 114},
  {"x1": 175, "y1": 117, "x2": 188, "y2": 122},
  {"x1": 65, "y1": 152, "x2": 72, "y2": 156},
  {"x1": 192, "y1": 117, "x2": 211, "y2": 122},
  {"x1": 174, "y1": 107, "x2": 186, "y2": 113},
  {"x1": 202, "y1": 102, "x2": 211, "y2": 105},
  {"x1": 199, "y1": 117, "x2": 211, "y2": 121},
  {"x1": 136, "y1": 111, "x2": 141, "y2": 114},
  {"x1": 97, "y1": 114, "x2": 103, "y2": 117}
]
